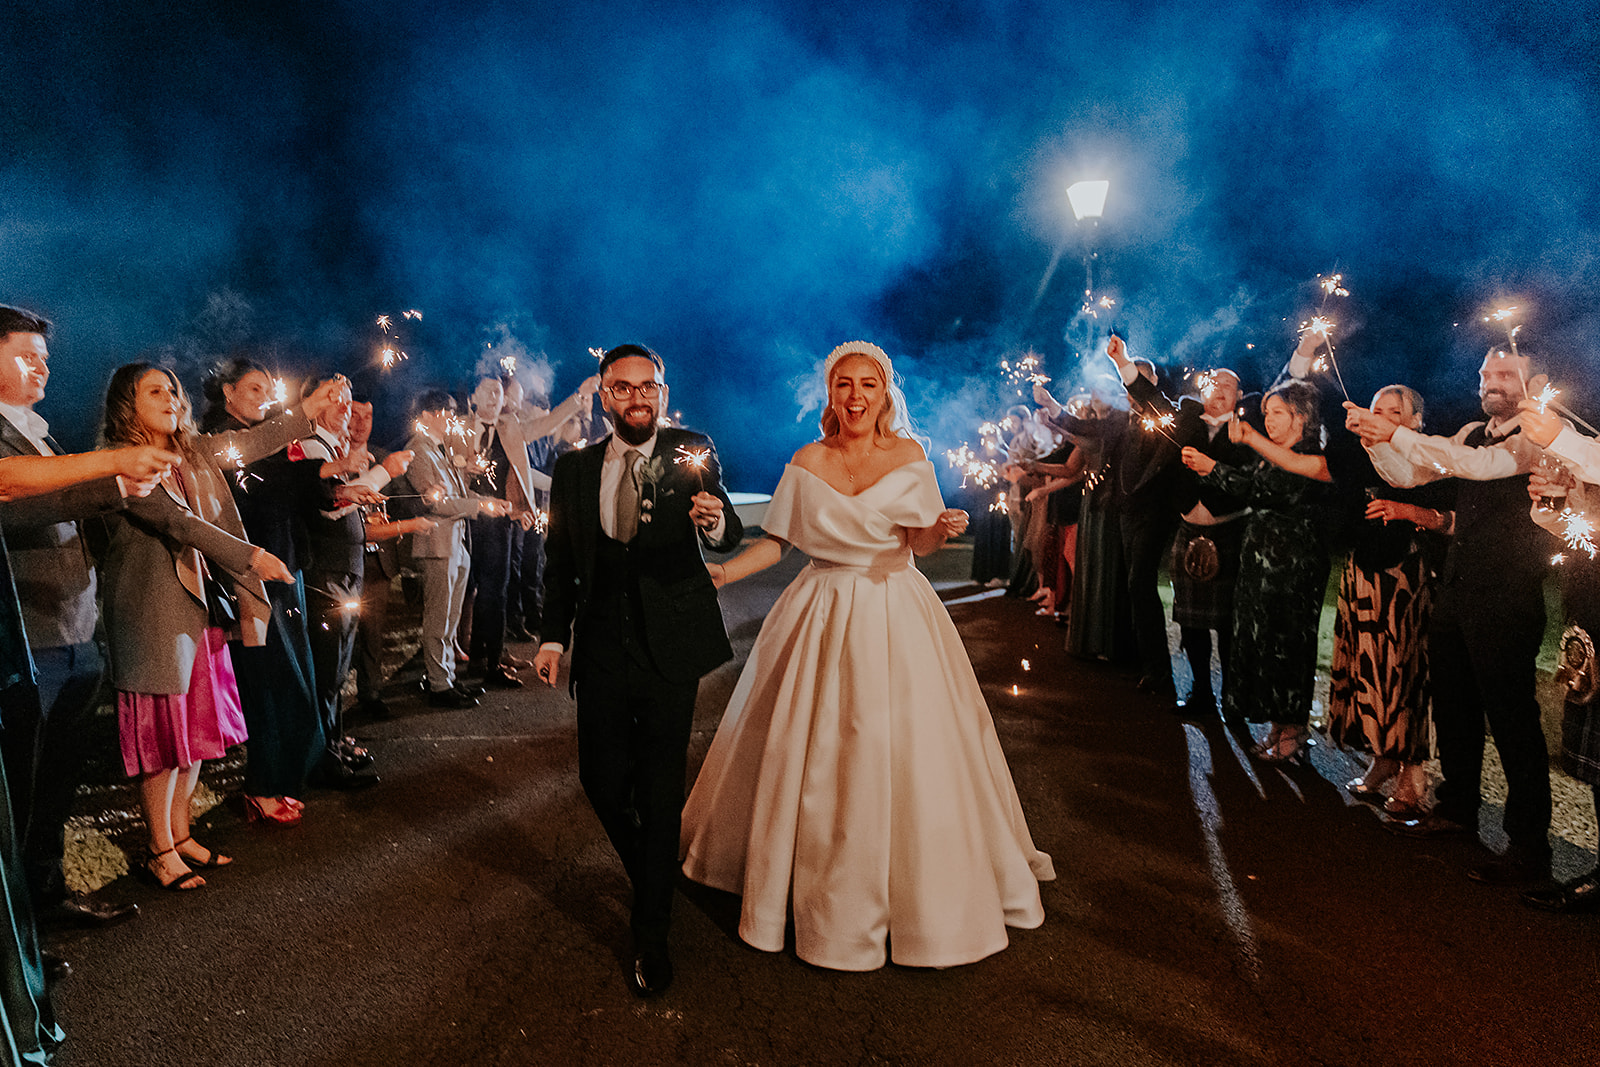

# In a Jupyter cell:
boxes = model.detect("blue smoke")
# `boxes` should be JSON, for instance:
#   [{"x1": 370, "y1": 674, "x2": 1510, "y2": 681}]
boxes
[{"x1": 2, "y1": 0, "x2": 1595, "y2": 487}]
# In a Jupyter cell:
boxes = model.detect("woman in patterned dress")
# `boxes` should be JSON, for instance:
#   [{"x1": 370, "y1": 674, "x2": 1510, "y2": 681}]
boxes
[
  {"x1": 1326, "y1": 386, "x2": 1453, "y2": 816},
  {"x1": 1181, "y1": 380, "x2": 1333, "y2": 762}
]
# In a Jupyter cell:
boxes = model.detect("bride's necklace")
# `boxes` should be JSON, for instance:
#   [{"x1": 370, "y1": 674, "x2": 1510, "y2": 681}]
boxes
[{"x1": 837, "y1": 442, "x2": 870, "y2": 485}]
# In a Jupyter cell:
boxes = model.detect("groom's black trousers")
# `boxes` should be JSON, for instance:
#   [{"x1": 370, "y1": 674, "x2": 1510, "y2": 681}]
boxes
[{"x1": 575, "y1": 661, "x2": 698, "y2": 952}]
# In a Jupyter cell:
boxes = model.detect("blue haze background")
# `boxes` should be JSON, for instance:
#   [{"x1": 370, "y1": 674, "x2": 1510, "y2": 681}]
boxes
[{"x1": 2, "y1": 0, "x2": 1596, "y2": 490}]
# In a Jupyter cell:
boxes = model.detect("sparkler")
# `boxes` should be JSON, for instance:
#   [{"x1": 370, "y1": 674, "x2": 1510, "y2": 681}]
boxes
[
  {"x1": 943, "y1": 444, "x2": 1001, "y2": 490},
  {"x1": 403, "y1": 309, "x2": 423, "y2": 320},
  {"x1": 674, "y1": 444, "x2": 711, "y2": 489},
  {"x1": 499, "y1": 354, "x2": 517, "y2": 375},
  {"x1": 1298, "y1": 314, "x2": 1352, "y2": 402},
  {"x1": 376, "y1": 315, "x2": 392, "y2": 334},
  {"x1": 588, "y1": 346, "x2": 606, "y2": 361},
  {"x1": 1558, "y1": 509, "x2": 1598, "y2": 560},
  {"x1": 1139, "y1": 410, "x2": 1182, "y2": 445},
  {"x1": 989, "y1": 490, "x2": 1007, "y2": 514}
]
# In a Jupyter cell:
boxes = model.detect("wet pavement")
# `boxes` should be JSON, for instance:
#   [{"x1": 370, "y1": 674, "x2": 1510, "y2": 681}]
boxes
[{"x1": 46, "y1": 547, "x2": 1600, "y2": 1066}]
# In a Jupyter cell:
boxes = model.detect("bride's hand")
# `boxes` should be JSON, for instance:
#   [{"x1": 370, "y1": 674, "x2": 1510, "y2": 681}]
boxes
[
  {"x1": 706, "y1": 561, "x2": 727, "y2": 588},
  {"x1": 936, "y1": 508, "x2": 969, "y2": 539}
]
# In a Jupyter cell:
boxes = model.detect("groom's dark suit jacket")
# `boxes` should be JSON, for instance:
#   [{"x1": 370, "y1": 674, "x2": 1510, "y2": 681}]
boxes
[{"x1": 540, "y1": 426, "x2": 743, "y2": 684}]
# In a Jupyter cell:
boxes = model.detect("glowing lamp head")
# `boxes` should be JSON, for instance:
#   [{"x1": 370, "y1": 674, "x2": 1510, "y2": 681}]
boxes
[{"x1": 1067, "y1": 179, "x2": 1110, "y2": 221}]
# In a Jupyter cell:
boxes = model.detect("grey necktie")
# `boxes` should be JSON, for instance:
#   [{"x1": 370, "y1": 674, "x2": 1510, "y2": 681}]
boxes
[{"x1": 614, "y1": 448, "x2": 643, "y2": 542}]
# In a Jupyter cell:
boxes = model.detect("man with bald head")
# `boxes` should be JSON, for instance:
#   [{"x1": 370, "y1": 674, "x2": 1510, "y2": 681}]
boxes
[{"x1": 1350, "y1": 345, "x2": 1555, "y2": 886}]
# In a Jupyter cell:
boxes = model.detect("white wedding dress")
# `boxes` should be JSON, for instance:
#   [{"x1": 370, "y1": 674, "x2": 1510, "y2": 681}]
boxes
[{"x1": 681, "y1": 460, "x2": 1054, "y2": 971}]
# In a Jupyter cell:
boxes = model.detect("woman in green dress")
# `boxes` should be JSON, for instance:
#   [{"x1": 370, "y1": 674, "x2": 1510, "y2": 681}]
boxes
[{"x1": 1181, "y1": 380, "x2": 1334, "y2": 762}]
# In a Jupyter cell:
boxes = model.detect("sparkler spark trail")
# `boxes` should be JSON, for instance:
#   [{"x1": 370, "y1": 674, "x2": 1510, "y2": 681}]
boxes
[
  {"x1": 402, "y1": 309, "x2": 422, "y2": 320},
  {"x1": 375, "y1": 315, "x2": 392, "y2": 333},
  {"x1": 1298, "y1": 314, "x2": 1352, "y2": 402},
  {"x1": 674, "y1": 445, "x2": 710, "y2": 488},
  {"x1": 1559, "y1": 509, "x2": 1597, "y2": 560}
]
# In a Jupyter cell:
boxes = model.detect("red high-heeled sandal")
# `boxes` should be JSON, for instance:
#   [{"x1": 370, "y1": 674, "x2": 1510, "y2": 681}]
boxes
[{"x1": 242, "y1": 795, "x2": 303, "y2": 827}]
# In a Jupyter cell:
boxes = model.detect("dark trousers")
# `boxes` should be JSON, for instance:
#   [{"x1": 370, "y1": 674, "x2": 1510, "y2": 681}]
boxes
[
  {"x1": 1121, "y1": 506, "x2": 1179, "y2": 686},
  {"x1": 466, "y1": 514, "x2": 512, "y2": 672},
  {"x1": 575, "y1": 661, "x2": 698, "y2": 951},
  {"x1": 355, "y1": 554, "x2": 392, "y2": 702},
  {"x1": 505, "y1": 525, "x2": 525, "y2": 630},
  {"x1": 0, "y1": 642, "x2": 102, "y2": 904},
  {"x1": 522, "y1": 527, "x2": 547, "y2": 632},
  {"x1": 306, "y1": 570, "x2": 362, "y2": 747},
  {"x1": 1429, "y1": 604, "x2": 1551, "y2": 854}
]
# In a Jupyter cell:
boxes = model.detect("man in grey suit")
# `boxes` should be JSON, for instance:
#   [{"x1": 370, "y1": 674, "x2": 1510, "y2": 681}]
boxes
[
  {"x1": 0, "y1": 305, "x2": 139, "y2": 931},
  {"x1": 404, "y1": 389, "x2": 511, "y2": 708}
]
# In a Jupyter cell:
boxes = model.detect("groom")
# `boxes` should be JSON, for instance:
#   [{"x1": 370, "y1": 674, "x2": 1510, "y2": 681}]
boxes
[{"x1": 533, "y1": 344, "x2": 742, "y2": 997}]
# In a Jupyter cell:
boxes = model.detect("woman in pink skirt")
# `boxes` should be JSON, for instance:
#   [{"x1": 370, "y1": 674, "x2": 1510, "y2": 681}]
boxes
[{"x1": 99, "y1": 363, "x2": 342, "y2": 890}]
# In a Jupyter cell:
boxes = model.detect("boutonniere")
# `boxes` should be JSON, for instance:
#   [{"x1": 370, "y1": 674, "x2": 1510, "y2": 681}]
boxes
[{"x1": 636, "y1": 454, "x2": 677, "y2": 525}]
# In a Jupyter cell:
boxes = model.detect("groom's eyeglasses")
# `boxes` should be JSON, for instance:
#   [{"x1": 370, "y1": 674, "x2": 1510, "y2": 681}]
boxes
[{"x1": 603, "y1": 382, "x2": 663, "y2": 401}]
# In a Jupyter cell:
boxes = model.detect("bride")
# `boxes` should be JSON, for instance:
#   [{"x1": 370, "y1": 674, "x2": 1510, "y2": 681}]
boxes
[{"x1": 680, "y1": 341, "x2": 1055, "y2": 971}]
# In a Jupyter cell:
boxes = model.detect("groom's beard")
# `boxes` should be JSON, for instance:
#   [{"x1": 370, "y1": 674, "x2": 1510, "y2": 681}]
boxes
[{"x1": 614, "y1": 408, "x2": 658, "y2": 446}]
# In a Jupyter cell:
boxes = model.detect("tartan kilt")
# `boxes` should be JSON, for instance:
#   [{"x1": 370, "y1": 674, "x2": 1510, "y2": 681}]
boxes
[
  {"x1": 1169, "y1": 517, "x2": 1244, "y2": 631},
  {"x1": 1562, "y1": 698, "x2": 1600, "y2": 786}
]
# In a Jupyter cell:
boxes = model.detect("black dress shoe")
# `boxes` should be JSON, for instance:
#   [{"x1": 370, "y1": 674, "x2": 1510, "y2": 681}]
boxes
[
  {"x1": 1522, "y1": 870, "x2": 1600, "y2": 913},
  {"x1": 308, "y1": 758, "x2": 380, "y2": 790},
  {"x1": 334, "y1": 738, "x2": 375, "y2": 771},
  {"x1": 1468, "y1": 850, "x2": 1553, "y2": 887},
  {"x1": 43, "y1": 894, "x2": 140, "y2": 928},
  {"x1": 427, "y1": 687, "x2": 480, "y2": 709},
  {"x1": 483, "y1": 670, "x2": 524, "y2": 690},
  {"x1": 628, "y1": 950, "x2": 674, "y2": 998},
  {"x1": 41, "y1": 950, "x2": 70, "y2": 983},
  {"x1": 1380, "y1": 812, "x2": 1472, "y2": 838}
]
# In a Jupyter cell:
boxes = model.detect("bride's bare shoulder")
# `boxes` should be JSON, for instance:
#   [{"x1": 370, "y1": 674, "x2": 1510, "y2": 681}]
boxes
[
  {"x1": 790, "y1": 441, "x2": 828, "y2": 472},
  {"x1": 884, "y1": 436, "x2": 927, "y2": 463}
]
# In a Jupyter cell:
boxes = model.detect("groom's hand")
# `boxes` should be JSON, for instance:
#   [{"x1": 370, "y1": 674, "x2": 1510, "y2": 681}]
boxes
[{"x1": 689, "y1": 491, "x2": 723, "y2": 529}]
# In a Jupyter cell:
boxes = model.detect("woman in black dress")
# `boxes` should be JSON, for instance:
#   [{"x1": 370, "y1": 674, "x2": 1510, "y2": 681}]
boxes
[{"x1": 1182, "y1": 380, "x2": 1333, "y2": 762}]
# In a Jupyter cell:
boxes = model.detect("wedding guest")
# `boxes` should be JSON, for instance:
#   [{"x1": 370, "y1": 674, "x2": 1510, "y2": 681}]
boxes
[
  {"x1": 100, "y1": 364, "x2": 338, "y2": 889},
  {"x1": 201, "y1": 357, "x2": 330, "y2": 823},
  {"x1": 1348, "y1": 346, "x2": 1554, "y2": 886},
  {"x1": 1182, "y1": 380, "x2": 1333, "y2": 761},
  {"x1": 404, "y1": 390, "x2": 510, "y2": 708},
  {"x1": 1521, "y1": 467, "x2": 1600, "y2": 912},
  {"x1": 0, "y1": 437, "x2": 178, "y2": 1067},
  {"x1": 1327, "y1": 386, "x2": 1452, "y2": 816},
  {"x1": 0, "y1": 306, "x2": 140, "y2": 926},
  {"x1": 289, "y1": 375, "x2": 410, "y2": 788}
]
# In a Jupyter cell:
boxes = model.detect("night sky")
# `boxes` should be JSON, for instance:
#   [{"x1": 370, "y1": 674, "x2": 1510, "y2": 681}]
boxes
[{"x1": 3, "y1": 0, "x2": 1596, "y2": 490}]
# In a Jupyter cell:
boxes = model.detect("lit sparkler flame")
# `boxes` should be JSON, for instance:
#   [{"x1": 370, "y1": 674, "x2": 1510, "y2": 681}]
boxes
[
  {"x1": 381, "y1": 347, "x2": 398, "y2": 369},
  {"x1": 1534, "y1": 383, "x2": 1561, "y2": 414},
  {"x1": 943, "y1": 444, "x2": 1000, "y2": 489},
  {"x1": 271, "y1": 377, "x2": 288, "y2": 408},
  {"x1": 343, "y1": 599, "x2": 361, "y2": 613},
  {"x1": 1486, "y1": 306, "x2": 1519, "y2": 323},
  {"x1": 588, "y1": 346, "x2": 606, "y2": 361},
  {"x1": 376, "y1": 315, "x2": 392, "y2": 333},
  {"x1": 674, "y1": 445, "x2": 710, "y2": 488},
  {"x1": 989, "y1": 490, "x2": 1006, "y2": 514},
  {"x1": 1319, "y1": 274, "x2": 1349, "y2": 298},
  {"x1": 533, "y1": 508, "x2": 549, "y2": 535},
  {"x1": 499, "y1": 355, "x2": 517, "y2": 374},
  {"x1": 1559, "y1": 509, "x2": 1597, "y2": 560},
  {"x1": 403, "y1": 309, "x2": 422, "y2": 320},
  {"x1": 1097, "y1": 295, "x2": 1115, "y2": 309}
]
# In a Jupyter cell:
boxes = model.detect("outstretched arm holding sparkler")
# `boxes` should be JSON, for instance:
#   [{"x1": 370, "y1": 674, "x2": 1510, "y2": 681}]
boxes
[
  {"x1": 1521, "y1": 399, "x2": 1600, "y2": 485},
  {"x1": 1222, "y1": 416, "x2": 1331, "y2": 482},
  {"x1": 1528, "y1": 471, "x2": 1597, "y2": 562}
]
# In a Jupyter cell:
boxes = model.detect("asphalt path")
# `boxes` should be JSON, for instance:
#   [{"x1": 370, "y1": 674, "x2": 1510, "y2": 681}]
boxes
[{"x1": 49, "y1": 548, "x2": 1600, "y2": 1066}]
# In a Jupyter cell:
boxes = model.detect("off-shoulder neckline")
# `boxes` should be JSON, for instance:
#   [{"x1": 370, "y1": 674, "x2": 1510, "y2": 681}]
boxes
[{"x1": 785, "y1": 459, "x2": 932, "y2": 498}]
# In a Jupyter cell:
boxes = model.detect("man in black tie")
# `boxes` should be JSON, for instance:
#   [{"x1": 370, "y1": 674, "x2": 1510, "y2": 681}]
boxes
[
  {"x1": 533, "y1": 344, "x2": 742, "y2": 997},
  {"x1": 0, "y1": 305, "x2": 140, "y2": 937},
  {"x1": 1350, "y1": 346, "x2": 1554, "y2": 885}
]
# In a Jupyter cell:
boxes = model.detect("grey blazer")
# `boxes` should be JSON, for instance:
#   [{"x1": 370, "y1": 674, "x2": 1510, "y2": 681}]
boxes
[
  {"x1": 0, "y1": 416, "x2": 124, "y2": 649},
  {"x1": 102, "y1": 407, "x2": 314, "y2": 695},
  {"x1": 402, "y1": 433, "x2": 486, "y2": 559}
]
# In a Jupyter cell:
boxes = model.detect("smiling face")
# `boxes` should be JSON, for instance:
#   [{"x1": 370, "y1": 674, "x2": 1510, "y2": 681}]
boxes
[
  {"x1": 600, "y1": 355, "x2": 666, "y2": 446},
  {"x1": 1478, "y1": 352, "x2": 1527, "y2": 420},
  {"x1": 828, "y1": 354, "x2": 887, "y2": 438},
  {"x1": 1371, "y1": 388, "x2": 1421, "y2": 431},
  {"x1": 134, "y1": 368, "x2": 183, "y2": 441},
  {"x1": 223, "y1": 369, "x2": 273, "y2": 425},
  {"x1": 1262, "y1": 394, "x2": 1305, "y2": 447},
  {"x1": 0, "y1": 332, "x2": 50, "y2": 407}
]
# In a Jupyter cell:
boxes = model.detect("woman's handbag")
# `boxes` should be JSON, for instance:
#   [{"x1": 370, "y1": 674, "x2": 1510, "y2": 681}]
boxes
[{"x1": 203, "y1": 566, "x2": 238, "y2": 627}]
